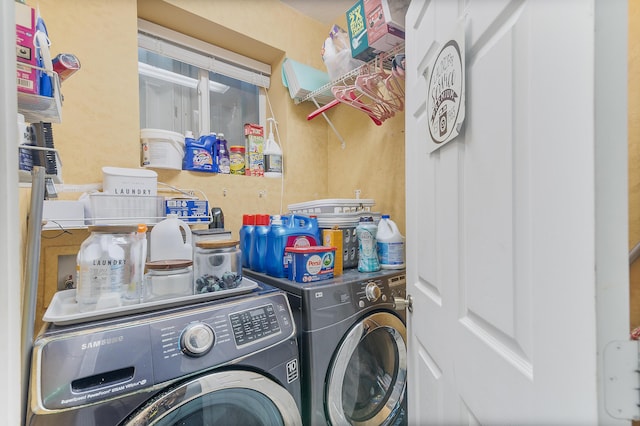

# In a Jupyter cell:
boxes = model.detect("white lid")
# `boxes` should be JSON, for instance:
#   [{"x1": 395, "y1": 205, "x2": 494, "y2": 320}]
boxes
[
  {"x1": 140, "y1": 128, "x2": 185, "y2": 143},
  {"x1": 102, "y1": 167, "x2": 158, "y2": 178}
]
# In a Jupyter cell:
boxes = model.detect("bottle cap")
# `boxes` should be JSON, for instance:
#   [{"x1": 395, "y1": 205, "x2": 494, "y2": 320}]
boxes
[
  {"x1": 256, "y1": 214, "x2": 270, "y2": 226},
  {"x1": 382, "y1": 214, "x2": 390, "y2": 219}
]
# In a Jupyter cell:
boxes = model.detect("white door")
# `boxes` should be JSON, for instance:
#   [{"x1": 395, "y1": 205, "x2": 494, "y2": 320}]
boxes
[{"x1": 405, "y1": 0, "x2": 630, "y2": 424}]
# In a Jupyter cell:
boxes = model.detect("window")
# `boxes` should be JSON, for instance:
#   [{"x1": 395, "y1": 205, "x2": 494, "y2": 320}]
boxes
[{"x1": 137, "y1": 20, "x2": 270, "y2": 148}]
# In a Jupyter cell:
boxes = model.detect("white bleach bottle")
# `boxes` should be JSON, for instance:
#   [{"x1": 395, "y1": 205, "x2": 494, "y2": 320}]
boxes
[
  {"x1": 149, "y1": 214, "x2": 193, "y2": 261},
  {"x1": 376, "y1": 215, "x2": 405, "y2": 269},
  {"x1": 263, "y1": 118, "x2": 283, "y2": 178}
]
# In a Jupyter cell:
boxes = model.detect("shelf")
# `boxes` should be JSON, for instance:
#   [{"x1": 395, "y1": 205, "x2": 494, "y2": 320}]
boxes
[
  {"x1": 296, "y1": 43, "x2": 405, "y2": 105},
  {"x1": 17, "y1": 64, "x2": 63, "y2": 123}
]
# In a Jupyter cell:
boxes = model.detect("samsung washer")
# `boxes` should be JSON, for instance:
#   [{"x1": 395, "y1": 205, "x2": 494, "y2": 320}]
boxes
[
  {"x1": 26, "y1": 288, "x2": 302, "y2": 425},
  {"x1": 244, "y1": 268, "x2": 407, "y2": 426}
]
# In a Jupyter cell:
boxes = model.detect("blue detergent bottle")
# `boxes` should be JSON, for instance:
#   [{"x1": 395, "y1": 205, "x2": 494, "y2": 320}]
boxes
[
  {"x1": 239, "y1": 214, "x2": 256, "y2": 268},
  {"x1": 249, "y1": 214, "x2": 271, "y2": 273},
  {"x1": 265, "y1": 214, "x2": 320, "y2": 278},
  {"x1": 183, "y1": 131, "x2": 215, "y2": 172}
]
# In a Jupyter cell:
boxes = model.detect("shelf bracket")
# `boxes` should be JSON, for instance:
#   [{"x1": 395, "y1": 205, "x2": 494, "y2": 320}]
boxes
[{"x1": 311, "y1": 98, "x2": 346, "y2": 150}]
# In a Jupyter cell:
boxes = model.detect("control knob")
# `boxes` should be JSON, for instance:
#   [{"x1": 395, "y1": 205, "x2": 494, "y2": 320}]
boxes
[
  {"x1": 365, "y1": 281, "x2": 382, "y2": 302},
  {"x1": 180, "y1": 323, "x2": 215, "y2": 357}
]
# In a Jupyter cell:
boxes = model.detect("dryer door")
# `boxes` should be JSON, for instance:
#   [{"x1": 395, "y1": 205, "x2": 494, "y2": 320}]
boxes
[
  {"x1": 122, "y1": 370, "x2": 301, "y2": 426},
  {"x1": 326, "y1": 311, "x2": 407, "y2": 426}
]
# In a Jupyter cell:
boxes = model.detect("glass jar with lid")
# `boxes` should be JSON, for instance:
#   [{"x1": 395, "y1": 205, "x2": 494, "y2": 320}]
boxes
[
  {"x1": 76, "y1": 225, "x2": 144, "y2": 312},
  {"x1": 143, "y1": 260, "x2": 194, "y2": 302},
  {"x1": 194, "y1": 239, "x2": 242, "y2": 294}
]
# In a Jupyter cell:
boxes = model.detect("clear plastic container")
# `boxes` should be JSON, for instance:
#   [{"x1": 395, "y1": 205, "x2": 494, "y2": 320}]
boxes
[
  {"x1": 194, "y1": 240, "x2": 242, "y2": 293},
  {"x1": 76, "y1": 225, "x2": 141, "y2": 312},
  {"x1": 143, "y1": 260, "x2": 193, "y2": 302}
]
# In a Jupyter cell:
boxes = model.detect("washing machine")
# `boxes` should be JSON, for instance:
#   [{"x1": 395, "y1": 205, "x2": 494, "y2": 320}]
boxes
[
  {"x1": 26, "y1": 287, "x2": 302, "y2": 425},
  {"x1": 244, "y1": 268, "x2": 408, "y2": 426}
]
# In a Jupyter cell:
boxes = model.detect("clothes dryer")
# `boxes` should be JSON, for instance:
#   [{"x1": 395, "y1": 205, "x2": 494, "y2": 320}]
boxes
[
  {"x1": 26, "y1": 288, "x2": 302, "y2": 425},
  {"x1": 244, "y1": 268, "x2": 407, "y2": 426}
]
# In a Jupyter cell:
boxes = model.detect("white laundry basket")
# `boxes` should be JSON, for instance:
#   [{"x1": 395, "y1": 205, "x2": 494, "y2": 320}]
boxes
[{"x1": 141, "y1": 128, "x2": 185, "y2": 170}]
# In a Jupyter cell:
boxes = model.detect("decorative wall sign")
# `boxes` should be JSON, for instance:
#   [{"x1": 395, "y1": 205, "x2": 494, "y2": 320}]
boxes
[{"x1": 426, "y1": 24, "x2": 465, "y2": 153}]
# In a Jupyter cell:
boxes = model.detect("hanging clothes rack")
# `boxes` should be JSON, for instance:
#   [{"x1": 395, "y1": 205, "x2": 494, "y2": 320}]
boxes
[{"x1": 300, "y1": 43, "x2": 405, "y2": 148}]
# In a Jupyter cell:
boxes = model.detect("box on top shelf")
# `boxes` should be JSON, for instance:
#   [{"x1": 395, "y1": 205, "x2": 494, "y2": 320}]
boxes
[
  {"x1": 244, "y1": 123, "x2": 264, "y2": 177},
  {"x1": 15, "y1": 2, "x2": 38, "y2": 95},
  {"x1": 363, "y1": 0, "x2": 409, "y2": 52},
  {"x1": 346, "y1": 0, "x2": 380, "y2": 62},
  {"x1": 102, "y1": 167, "x2": 158, "y2": 196}
]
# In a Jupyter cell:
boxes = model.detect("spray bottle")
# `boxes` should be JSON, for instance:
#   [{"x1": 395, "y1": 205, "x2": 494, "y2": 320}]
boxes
[{"x1": 263, "y1": 118, "x2": 283, "y2": 178}]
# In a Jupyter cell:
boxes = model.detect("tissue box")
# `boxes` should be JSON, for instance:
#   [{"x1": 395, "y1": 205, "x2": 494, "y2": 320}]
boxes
[
  {"x1": 15, "y1": 2, "x2": 38, "y2": 95},
  {"x1": 346, "y1": 0, "x2": 379, "y2": 62},
  {"x1": 363, "y1": 0, "x2": 408, "y2": 52},
  {"x1": 165, "y1": 198, "x2": 210, "y2": 223}
]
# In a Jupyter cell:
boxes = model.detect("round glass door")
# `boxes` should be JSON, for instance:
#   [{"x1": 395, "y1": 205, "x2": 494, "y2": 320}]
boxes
[
  {"x1": 326, "y1": 311, "x2": 407, "y2": 426},
  {"x1": 124, "y1": 370, "x2": 301, "y2": 426}
]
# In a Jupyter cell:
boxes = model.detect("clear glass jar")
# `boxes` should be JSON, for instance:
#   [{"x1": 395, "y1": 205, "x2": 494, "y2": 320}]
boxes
[
  {"x1": 143, "y1": 260, "x2": 193, "y2": 302},
  {"x1": 76, "y1": 225, "x2": 141, "y2": 312},
  {"x1": 194, "y1": 239, "x2": 242, "y2": 294}
]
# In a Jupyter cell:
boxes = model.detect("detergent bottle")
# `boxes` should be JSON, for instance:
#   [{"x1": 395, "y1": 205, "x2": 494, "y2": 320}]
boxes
[
  {"x1": 265, "y1": 214, "x2": 319, "y2": 278},
  {"x1": 149, "y1": 214, "x2": 193, "y2": 261},
  {"x1": 249, "y1": 214, "x2": 271, "y2": 273},
  {"x1": 239, "y1": 214, "x2": 256, "y2": 268},
  {"x1": 376, "y1": 214, "x2": 405, "y2": 269},
  {"x1": 263, "y1": 118, "x2": 283, "y2": 178}
]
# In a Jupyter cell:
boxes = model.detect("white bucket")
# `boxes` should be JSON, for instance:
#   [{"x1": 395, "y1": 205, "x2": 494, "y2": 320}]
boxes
[{"x1": 141, "y1": 128, "x2": 185, "y2": 170}]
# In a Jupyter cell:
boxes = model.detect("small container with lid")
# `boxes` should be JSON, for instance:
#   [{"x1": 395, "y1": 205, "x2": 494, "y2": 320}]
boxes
[
  {"x1": 229, "y1": 145, "x2": 245, "y2": 175},
  {"x1": 143, "y1": 260, "x2": 194, "y2": 302},
  {"x1": 194, "y1": 240, "x2": 242, "y2": 294},
  {"x1": 76, "y1": 225, "x2": 142, "y2": 312}
]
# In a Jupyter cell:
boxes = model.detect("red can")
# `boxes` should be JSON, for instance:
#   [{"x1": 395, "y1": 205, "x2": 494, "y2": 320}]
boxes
[{"x1": 52, "y1": 53, "x2": 81, "y2": 82}]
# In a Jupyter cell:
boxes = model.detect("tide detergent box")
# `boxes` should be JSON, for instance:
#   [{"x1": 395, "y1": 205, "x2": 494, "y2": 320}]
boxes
[
  {"x1": 15, "y1": 2, "x2": 38, "y2": 94},
  {"x1": 244, "y1": 123, "x2": 264, "y2": 176},
  {"x1": 286, "y1": 246, "x2": 336, "y2": 283},
  {"x1": 346, "y1": 0, "x2": 379, "y2": 62}
]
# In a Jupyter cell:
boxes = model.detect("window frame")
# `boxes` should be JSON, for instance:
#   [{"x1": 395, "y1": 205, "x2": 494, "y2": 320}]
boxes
[{"x1": 137, "y1": 19, "x2": 269, "y2": 135}]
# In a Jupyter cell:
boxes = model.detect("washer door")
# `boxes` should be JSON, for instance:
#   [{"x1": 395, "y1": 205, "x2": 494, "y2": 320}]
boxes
[
  {"x1": 326, "y1": 311, "x2": 407, "y2": 426},
  {"x1": 123, "y1": 370, "x2": 301, "y2": 426}
]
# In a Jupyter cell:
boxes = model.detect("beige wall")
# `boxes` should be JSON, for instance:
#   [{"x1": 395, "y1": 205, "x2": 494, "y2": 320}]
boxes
[
  {"x1": 23, "y1": 0, "x2": 407, "y2": 329},
  {"x1": 27, "y1": 0, "x2": 406, "y2": 235}
]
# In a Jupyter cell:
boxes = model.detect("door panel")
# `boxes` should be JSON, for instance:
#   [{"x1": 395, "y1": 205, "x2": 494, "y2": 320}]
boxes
[{"x1": 405, "y1": 0, "x2": 629, "y2": 424}]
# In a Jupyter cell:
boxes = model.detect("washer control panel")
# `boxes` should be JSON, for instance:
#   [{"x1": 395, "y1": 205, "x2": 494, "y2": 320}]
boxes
[
  {"x1": 230, "y1": 303, "x2": 281, "y2": 347},
  {"x1": 149, "y1": 292, "x2": 293, "y2": 383}
]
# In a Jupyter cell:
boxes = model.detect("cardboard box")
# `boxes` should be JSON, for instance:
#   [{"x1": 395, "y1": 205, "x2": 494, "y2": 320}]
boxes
[
  {"x1": 323, "y1": 229, "x2": 343, "y2": 276},
  {"x1": 364, "y1": 0, "x2": 408, "y2": 52},
  {"x1": 244, "y1": 123, "x2": 264, "y2": 176},
  {"x1": 165, "y1": 199, "x2": 210, "y2": 223},
  {"x1": 346, "y1": 0, "x2": 379, "y2": 62},
  {"x1": 15, "y1": 2, "x2": 38, "y2": 94}
]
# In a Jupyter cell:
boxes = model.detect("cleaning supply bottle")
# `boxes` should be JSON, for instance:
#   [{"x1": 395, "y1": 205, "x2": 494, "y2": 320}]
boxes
[
  {"x1": 376, "y1": 215, "x2": 405, "y2": 269},
  {"x1": 265, "y1": 214, "x2": 319, "y2": 278},
  {"x1": 249, "y1": 214, "x2": 271, "y2": 273},
  {"x1": 239, "y1": 214, "x2": 256, "y2": 268},
  {"x1": 263, "y1": 118, "x2": 283, "y2": 178},
  {"x1": 215, "y1": 133, "x2": 230, "y2": 174},
  {"x1": 183, "y1": 131, "x2": 215, "y2": 172},
  {"x1": 149, "y1": 214, "x2": 193, "y2": 261},
  {"x1": 265, "y1": 215, "x2": 287, "y2": 277},
  {"x1": 356, "y1": 216, "x2": 380, "y2": 272}
]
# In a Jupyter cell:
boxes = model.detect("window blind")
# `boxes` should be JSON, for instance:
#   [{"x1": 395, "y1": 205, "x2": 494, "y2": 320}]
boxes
[{"x1": 138, "y1": 19, "x2": 271, "y2": 89}]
